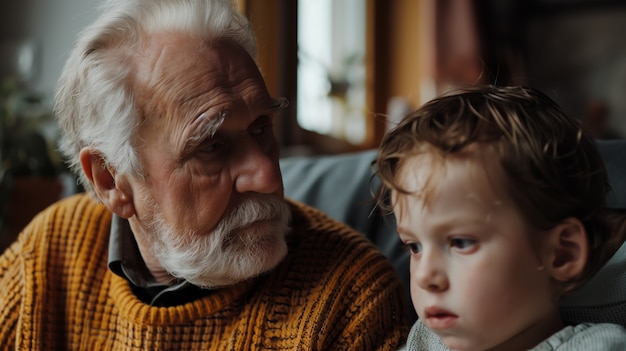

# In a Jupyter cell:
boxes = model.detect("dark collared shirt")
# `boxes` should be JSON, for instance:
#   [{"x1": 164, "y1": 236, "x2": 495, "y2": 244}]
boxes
[{"x1": 107, "y1": 215, "x2": 211, "y2": 306}]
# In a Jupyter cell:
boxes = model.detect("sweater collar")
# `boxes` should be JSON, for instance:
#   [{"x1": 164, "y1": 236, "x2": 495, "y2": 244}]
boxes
[{"x1": 107, "y1": 215, "x2": 209, "y2": 306}]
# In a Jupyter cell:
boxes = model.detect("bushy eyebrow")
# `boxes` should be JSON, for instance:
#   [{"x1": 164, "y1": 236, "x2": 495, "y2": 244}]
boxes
[
  {"x1": 180, "y1": 111, "x2": 226, "y2": 156},
  {"x1": 179, "y1": 97, "x2": 288, "y2": 157}
]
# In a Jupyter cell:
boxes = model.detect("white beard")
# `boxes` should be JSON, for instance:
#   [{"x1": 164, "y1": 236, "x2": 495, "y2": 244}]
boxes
[{"x1": 142, "y1": 190, "x2": 291, "y2": 288}]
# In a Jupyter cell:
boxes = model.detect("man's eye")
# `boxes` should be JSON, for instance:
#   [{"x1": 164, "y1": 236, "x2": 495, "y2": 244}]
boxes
[
  {"x1": 250, "y1": 121, "x2": 274, "y2": 136},
  {"x1": 405, "y1": 242, "x2": 422, "y2": 255},
  {"x1": 450, "y1": 237, "x2": 476, "y2": 251},
  {"x1": 199, "y1": 141, "x2": 224, "y2": 153}
]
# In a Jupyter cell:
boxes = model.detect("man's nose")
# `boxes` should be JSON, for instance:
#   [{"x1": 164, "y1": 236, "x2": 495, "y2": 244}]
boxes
[
  {"x1": 232, "y1": 136, "x2": 283, "y2": 195},
  {"x1": 414, "y1": 250, "x2": 449, "y2": 292}
]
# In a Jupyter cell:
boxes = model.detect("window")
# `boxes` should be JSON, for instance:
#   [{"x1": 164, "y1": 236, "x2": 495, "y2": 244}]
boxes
[{"x1": 297, "y1": 0, "x2": 367, "y2": 145}]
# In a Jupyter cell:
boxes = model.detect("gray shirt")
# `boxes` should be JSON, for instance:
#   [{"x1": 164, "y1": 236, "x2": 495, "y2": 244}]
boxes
[{"x1": 400, "y1": 321, "x2": 626, "y2": 350}]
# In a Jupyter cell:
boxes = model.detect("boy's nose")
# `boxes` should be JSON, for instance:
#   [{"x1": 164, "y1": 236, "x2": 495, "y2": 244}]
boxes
[{"x1": 414, "y1": 252, "x2": 449, "y2": 292}]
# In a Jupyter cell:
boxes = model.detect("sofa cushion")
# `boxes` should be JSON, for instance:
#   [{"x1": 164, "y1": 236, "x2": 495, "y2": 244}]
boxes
[
  {"x1": 280, "y1": 150, "x2": 414, "y2": 321},
  {"x1": 599, "y1": 139, "x2": 626, "y2": 209}
]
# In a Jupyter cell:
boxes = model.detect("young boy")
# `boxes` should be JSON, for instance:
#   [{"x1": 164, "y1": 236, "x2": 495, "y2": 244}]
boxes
[{"x1": 374, "y1": 86, "x2": 626, "y2": 350}]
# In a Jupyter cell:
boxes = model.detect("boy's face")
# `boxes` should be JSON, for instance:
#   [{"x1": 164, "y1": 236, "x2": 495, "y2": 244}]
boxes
[{"x1": 392, "y1": 146, "x2": 563, "y2": 350}]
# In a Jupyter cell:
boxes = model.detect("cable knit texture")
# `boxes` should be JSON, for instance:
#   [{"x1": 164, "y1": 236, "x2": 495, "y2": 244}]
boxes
[{"x1": 0, "y1": 193, "x2": 408, "y2": 350}]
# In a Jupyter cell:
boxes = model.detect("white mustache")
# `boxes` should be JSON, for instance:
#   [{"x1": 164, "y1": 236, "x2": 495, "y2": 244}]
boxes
[
  {"x1": 149, "y1": 192, "x2": 291, "y2": 288},
  {"x1": 217, "y1": 194, "x2": 289, "y2": 233}
]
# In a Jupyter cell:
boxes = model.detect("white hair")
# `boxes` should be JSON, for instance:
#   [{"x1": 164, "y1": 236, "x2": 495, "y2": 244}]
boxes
[{"x1": 54, "y1": 0, "x2": 257, "y2": 192}]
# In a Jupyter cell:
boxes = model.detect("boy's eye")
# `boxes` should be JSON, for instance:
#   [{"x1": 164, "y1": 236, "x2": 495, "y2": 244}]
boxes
[
  {"x1": 405, "y1": 242, "x2": 422, "y2": 255},
  {"x1": 450, "y1": 237, "x2": 477, "y2": 251}
]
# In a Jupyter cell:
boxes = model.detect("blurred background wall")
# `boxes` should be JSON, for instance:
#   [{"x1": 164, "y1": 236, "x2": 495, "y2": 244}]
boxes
[
  {"x1": 0, "y1": 0, "x2": 99, "y2": 95},
  {"x1": 242, "y1": 0, "x2": 626, "y2": 156},
  {"x1": 0, "y1": 0, "x2": 99, "y2": 248}
]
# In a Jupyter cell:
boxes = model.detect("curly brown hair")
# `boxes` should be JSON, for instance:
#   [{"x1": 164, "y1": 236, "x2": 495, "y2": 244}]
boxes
[{"x1": 374, "y1": 85, "x2": 625, "y2": 291}]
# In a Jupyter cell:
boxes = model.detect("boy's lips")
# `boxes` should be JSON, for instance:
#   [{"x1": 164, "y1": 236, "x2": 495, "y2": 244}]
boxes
[{"x1": 424, "y1": 306, "x2": 458, "y2": 329}]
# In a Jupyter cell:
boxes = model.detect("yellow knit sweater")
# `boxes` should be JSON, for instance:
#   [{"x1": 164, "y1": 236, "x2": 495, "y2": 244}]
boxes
[{"x1": 0, "y1": 193, "x2": 408, "y2": 350}]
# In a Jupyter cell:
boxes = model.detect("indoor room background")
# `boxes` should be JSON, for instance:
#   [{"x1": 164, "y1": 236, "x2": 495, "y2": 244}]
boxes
[{"x1": 1, "y1": 0, "x2": 625, "y2": 250}]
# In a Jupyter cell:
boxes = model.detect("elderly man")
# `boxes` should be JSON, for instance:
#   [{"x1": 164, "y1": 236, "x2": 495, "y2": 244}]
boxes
[{"x1": 0, "y1": 0, "x2": 408, "y2": 349}]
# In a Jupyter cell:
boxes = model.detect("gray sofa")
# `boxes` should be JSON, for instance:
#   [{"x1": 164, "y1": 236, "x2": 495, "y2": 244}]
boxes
[{"x1": 280, "y1": 140, "x2": 626, "y2": 326}]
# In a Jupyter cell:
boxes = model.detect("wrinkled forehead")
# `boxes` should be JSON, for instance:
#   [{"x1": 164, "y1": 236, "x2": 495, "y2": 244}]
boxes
[
  {"x1": 130, "y1": 33, "x2": 267, "y2": 121},
  {"x1": 132, "y1": 33, "x2": 251, "y2": 93}
]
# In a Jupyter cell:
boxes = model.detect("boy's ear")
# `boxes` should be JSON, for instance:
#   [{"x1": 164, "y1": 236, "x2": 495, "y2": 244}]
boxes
[
  {"x1": 544, "y1": 217, "x2": 588, "y2": 283},
  {"x1": 79, "y1": 148, "x2": 135, "y2": 219}
]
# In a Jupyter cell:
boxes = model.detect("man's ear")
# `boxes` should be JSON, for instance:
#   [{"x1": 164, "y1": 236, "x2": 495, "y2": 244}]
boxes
[
  {"x1": 544, "y1": 217, "x2": 588, "y2": 283},
  {"x1": 79, "y1": 148, "x2": 135, "y2": 219}
]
